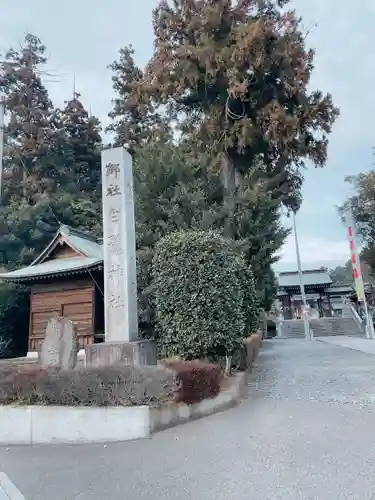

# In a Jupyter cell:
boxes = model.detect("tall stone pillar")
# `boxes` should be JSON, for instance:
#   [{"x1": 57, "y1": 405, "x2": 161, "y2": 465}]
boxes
[{"x1": 85, "y1": 147, "x2": 156, "y2": 367}]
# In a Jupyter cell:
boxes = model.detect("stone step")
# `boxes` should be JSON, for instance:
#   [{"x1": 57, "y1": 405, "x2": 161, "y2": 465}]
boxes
[{"x1": 279, "y1": 317, "x2": 365, "y2": 339}]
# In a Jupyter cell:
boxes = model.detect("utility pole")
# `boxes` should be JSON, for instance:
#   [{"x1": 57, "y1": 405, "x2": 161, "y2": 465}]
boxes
[
  {"x1": 0, "y1": 89, "x2": 5, "y2": 204},
  {"x1": 293, "y1": 211, "x2": 311, "y2": 340}
]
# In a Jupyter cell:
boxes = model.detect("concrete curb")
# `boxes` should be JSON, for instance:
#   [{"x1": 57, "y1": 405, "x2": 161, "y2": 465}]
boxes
[
  {"x1": 0, "y1": 473, "x2": 25, "y2": 499},
  {"x1": 151, "y1": 372, "x2": 247, "y2": 432},
  {"x1": 0, "y1": 373, "x2": 247, "y2": 445}
]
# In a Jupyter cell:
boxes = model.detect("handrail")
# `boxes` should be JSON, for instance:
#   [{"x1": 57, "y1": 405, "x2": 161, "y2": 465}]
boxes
[{"x1": 343, "y1": 298, "x2": 364, "y2": 332}]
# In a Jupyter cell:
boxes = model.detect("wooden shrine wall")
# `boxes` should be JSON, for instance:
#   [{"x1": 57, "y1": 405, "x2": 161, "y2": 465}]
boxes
[{"x1": 29, "y1": 280, "x2": 94, "y2": 352}]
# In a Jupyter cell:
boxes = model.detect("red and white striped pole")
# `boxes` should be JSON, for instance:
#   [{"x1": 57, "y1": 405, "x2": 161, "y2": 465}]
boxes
[{"x1": 345, "y1": 208, "x2": 374, "y2": 339}]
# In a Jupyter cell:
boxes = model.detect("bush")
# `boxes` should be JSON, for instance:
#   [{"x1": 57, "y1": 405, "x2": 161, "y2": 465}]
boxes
[
  {"x1": 163, "y1": 360, "x2": 222, "y2": 404},
  {"x1": 236, "y1": 260, "x2": 260, "y2": 336},
  {"x1": 0, "y1": 364, "x2": 177, "y2": 407},
  {"x1": 153, "y1": 230, "x2": 245, "y2": 359},
  {"x1": 137, "y1": 248, "x2": 158, "y2": 339},
  {"x1": 0, "y1": 283, "x2": 29, "y2": 358},
  {"x1": 266, "y1": 319, "x2": 277, "y2": 338}
]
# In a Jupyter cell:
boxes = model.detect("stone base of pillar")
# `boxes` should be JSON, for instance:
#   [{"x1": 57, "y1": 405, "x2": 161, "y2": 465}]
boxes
[{"x1": 85, "y1": 340, "x2": 157, "y2": 368}]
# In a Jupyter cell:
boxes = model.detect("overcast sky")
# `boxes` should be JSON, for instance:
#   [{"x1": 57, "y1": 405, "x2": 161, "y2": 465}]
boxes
[{"x1": 1, "y1": 0, "x2": 374, "y2": 272}]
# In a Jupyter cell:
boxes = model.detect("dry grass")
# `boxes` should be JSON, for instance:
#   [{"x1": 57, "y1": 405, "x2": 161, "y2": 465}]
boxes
[{"x1": 0, "y1": 364, "x2": 178, "y2": 407}]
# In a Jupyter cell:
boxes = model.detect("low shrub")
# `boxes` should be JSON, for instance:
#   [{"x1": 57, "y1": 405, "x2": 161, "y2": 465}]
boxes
[
  {"x1": 266, "y1": 319, "x2": 277, "y2": 338},
  {"x1": 0, "y1": 283, "x2": 29, "y2": 358},
  {"x1": 163, "y1": 360, "x2": 222, "y2": 404},
  {"x1": 0, "y1": 364, "x2": 177, "y2": 407}
]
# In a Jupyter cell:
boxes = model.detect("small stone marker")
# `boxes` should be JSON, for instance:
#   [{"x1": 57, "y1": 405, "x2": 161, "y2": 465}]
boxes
[{"x1": 39, "y1": 316, "x2": 78, "y2": 369}]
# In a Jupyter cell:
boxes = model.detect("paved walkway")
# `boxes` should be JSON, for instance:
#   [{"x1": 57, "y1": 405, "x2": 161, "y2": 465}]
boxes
[
  {"x1": 2, "y1": 340, "x2": 375, "y2": 499},
  {"x1": 317, "y1": 335, "x2": 375, "y2": 355}
]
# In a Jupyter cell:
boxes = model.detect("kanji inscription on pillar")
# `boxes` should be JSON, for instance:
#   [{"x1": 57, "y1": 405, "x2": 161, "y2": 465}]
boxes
[{"x1": 102, "y1": 147, "x2": 138, "y2": 342}]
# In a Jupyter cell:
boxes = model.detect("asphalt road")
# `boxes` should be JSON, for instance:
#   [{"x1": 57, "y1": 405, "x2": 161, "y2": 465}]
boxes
[{"x1": 2, "y1": 339, "x2": 375, "y2": 500}]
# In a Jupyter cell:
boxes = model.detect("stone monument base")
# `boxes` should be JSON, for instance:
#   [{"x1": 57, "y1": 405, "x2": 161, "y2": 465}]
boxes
[{"x1": 85, "y1": 340, "x2": 157, "y2": 368}]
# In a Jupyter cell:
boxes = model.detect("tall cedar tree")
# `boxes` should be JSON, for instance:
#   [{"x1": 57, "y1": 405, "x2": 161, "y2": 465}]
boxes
[
  {"x1": 0, "y1": 34, "x2": 61, "y2": 203},
  {"x1": 107, "y1": 46, "x2": 171, "y2": 154},
  {"x1": 0, "y1": 34, "x2": 62, "y2": 266},
  {"x1": 57, "y1": 92, "x2": 103, "y2": 235},
  {"x1": 0, "y1": 35, "x2": 103, "y2": 267},
  {"x1": 109, "y1": 0, "x2": 339, "y2": 237}
]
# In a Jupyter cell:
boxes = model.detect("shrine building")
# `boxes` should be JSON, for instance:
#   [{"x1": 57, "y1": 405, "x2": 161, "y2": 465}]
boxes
[
  {"x1": 0, "y1": 225, "x2": 105, "y2": 353},
  {"x1": 277, "y1": 269, "x2": 353, "y2": 319}
]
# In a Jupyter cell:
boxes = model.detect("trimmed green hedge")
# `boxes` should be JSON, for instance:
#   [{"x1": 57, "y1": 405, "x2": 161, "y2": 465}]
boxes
[{"x1": 153, "y1": 230, "x2": 246, "y2": 359}]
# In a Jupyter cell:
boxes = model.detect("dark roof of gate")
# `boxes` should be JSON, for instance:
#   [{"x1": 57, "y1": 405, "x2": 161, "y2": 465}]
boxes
[{"x1": 278, "y1": 269, "x2": 333, "y2": 288}]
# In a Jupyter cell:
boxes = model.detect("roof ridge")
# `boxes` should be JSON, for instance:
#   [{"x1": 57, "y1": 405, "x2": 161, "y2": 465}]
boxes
[
  {"x1": 279, "y1": 269, "x2": 330, "y2": 275},
  {"x1": 60, "y1": 224, "x2": 101, "y2": 243}
]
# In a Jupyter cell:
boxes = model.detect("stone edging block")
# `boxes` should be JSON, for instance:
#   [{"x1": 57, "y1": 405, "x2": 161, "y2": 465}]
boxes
[{"x1": 0, "y1": 373, "x2": 247, "y2": 445}]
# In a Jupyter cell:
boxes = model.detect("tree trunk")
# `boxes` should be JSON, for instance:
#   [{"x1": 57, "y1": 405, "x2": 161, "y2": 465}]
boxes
[
  {"x1": 221, "y1": 152, "x2": 236, "y2": 239},
  {"x1": 225, "y1": 354, "x2": 232, "y2": 376}
]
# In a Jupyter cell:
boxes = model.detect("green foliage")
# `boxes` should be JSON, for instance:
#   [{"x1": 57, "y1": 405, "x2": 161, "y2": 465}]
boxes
[
  {"x1": 110, "y1": 0, "x2": 339, "y2": 222},
  {"x1": 258, "y1": 267, "x2": 277, "y2": 312},
  {"x1": 236, "y1": 259, "x2": 260, "y2": 335},
  {"x1": 107, "y1": 46, "x2": 171, "y2": 153},
  {"x1": 233, "y1": 172, "x2": 289, "y2": 307},
  {"x1": 137, "y1": 248, "x2": 157, "y2": 339},
  {"x1": 0, "y1": 35, "x2": 103, "y2": 269},
  {"x1": 134, "y1": 140, "x2": 223, "y2": 250},
  {"x1": 0, "y1": 283, "x2": 29, "y2": 358},
  {"x1": 133, "y1": 141, "x2": 285, "y2": 334},
  {"x1": 58, "y1": 93, "x2": 102, "y2": 200},
  {"x1": 153, "y1": 230, "x2": 245, "y2": 359},
  {"x1": 134, "y1": 140, "x2": 225, "y2": 337},
  {"x1": 329, "y1": 262, "x2": 353, "y2": 285}
]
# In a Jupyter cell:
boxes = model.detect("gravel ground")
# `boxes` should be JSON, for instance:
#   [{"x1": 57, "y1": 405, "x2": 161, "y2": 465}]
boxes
[{"x1": 2, "y1": 339, "x2": 375, "y2": 500}]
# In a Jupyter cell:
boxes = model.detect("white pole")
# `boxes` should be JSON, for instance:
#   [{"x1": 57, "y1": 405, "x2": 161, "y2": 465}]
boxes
[
  {"x1": 293, "y1": 212, "x2": 310, "y2": 340},
  {"x1": 0, "y1": 90, "x2": 4, "y2": 204}
]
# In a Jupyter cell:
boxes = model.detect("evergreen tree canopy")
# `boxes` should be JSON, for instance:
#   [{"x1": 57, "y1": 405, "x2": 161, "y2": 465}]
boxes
[
  {"x1": 59, "y1": 92, "x2": 102, "y2": 199},
  {"x1": 107, "y1": 46, "x2": 171, "y2": 154},
  {"x1": 0, "y1": 33, "x2": 62, "y2": 203},
  {"x1": 109, "y1": 0, "x2": 339, "y2": 227},
  {"x1": 0, "y1": 35, "x2": 103, "y2": 268}
]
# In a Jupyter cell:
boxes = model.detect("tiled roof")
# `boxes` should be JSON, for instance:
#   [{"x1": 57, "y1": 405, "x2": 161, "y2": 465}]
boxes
[
  {"x1": 278, "y1": 269, "x2": 333, "y2": 288},
  {"x1": 0, "y1": 257, "x2": 102, "y2": 282},
  {"x1": 61, "y1": 226, "x2": 103, "y2": 259},
  {"x1": 0, "y1": 225, "x2": 104, "y2": 282},
  {"x1": 31, "y1": 225, "x2": 103, "y2": 265}
]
